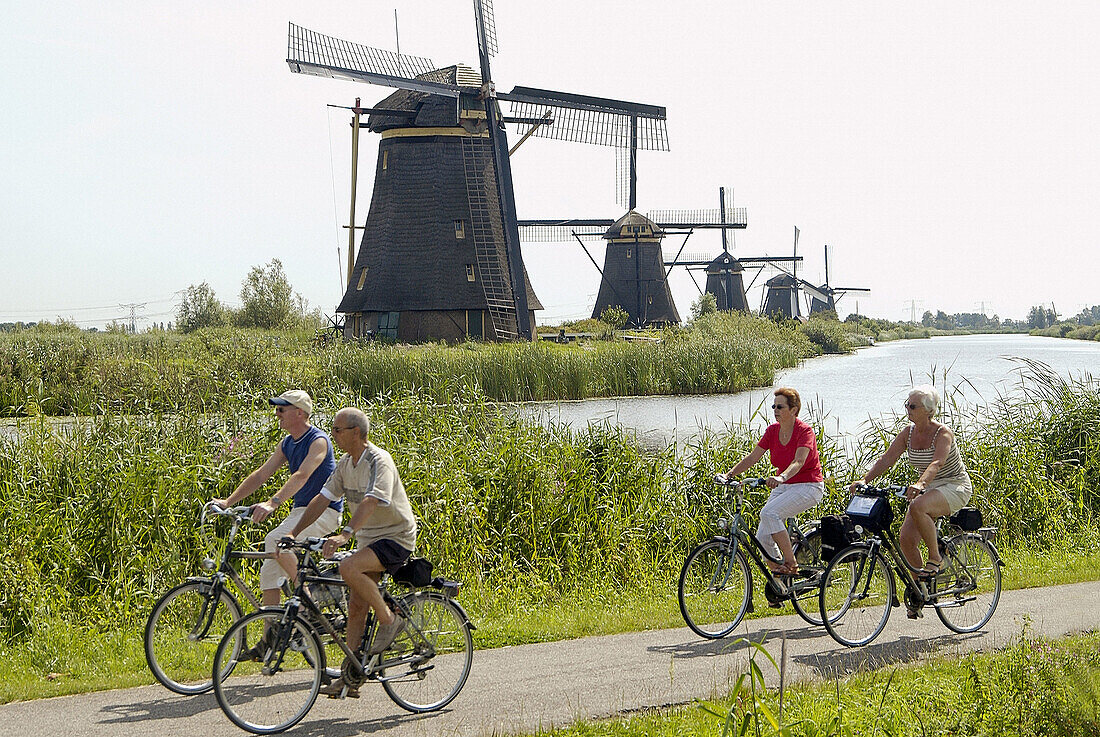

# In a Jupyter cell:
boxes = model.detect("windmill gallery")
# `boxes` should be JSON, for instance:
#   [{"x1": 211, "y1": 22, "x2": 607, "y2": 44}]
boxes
[{"x1": 287, "y1": 4, "x2": 866, "y2": 343}]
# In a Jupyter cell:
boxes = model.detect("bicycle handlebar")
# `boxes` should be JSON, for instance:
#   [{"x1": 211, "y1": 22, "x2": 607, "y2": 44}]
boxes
[
  {"x1": 276, "y1": 536, "x2": 326, "y2": 552},
  {"x1": 713, "y1": 475, "x2": 769, "y2": 490},
  {"x1": 850, "y1": 483, "x2": 909, "y2": 499},
  {"x1": 202, "y1": 502, "x2": 253, "y2": 525}
]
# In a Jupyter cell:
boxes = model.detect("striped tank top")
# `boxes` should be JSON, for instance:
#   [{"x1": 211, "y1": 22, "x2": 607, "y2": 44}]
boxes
[{"x1": 907, "y1": 425, "x2": 967, "y2": 480}]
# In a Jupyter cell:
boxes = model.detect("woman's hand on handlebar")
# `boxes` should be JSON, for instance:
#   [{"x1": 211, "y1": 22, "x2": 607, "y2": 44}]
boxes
[{"x1": 765, "y1": 475, "x2": 783, "y2": 489}]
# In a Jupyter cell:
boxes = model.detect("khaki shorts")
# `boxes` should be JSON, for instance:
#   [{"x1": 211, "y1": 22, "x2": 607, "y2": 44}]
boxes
[{"x1": 927, "y1": 477, "x2": 973, "y2": 514}]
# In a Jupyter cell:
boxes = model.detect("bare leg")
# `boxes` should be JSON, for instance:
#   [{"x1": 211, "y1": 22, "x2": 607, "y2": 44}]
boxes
[
  {"x1": 339, "y1": 547, "x2": 393, "y2": 653},
  {"x1": 900, "y1": 489, "x2": 951, "y2": 569},
  {"x1": 770, "y1": 529, "x2": 797, "y2": 570}
]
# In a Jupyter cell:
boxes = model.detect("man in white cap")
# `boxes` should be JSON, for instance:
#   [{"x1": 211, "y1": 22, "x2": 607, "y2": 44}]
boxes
[{"x1": 212, "y1": 389, "x2": 341, "y2": 660}]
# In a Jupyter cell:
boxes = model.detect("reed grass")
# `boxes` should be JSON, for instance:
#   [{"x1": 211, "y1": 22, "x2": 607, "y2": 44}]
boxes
[{"x1": 0, "y1": 314, "x2": 822, "y2": 416}]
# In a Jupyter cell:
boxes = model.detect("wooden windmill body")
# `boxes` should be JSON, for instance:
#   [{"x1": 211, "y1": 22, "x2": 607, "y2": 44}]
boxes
[{"x1": 287, "y1": 5, "x2": 667, "y2": 342}]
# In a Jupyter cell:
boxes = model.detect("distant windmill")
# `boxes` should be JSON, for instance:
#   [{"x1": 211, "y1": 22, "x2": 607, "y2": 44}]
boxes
[
  {"x1": 520, "y1": 181, "x2": 751, "y2": 327},
  {"x1": 805, "y1": 244, "x2": 870, "y2": 315},
  {"x1": 287, "y1": 2, "x2": 667, "y2": 341}
]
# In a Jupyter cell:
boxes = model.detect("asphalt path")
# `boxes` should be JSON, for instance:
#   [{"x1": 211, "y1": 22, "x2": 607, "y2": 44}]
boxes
[{"x1": 3, "y1": 580, "x2": 1098, "y2": 737}]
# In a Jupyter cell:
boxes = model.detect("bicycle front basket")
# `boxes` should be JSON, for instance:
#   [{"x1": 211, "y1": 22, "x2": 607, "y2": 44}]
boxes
[{"x1": 845, "y1": 494, "x2": 894, "y2": 532}]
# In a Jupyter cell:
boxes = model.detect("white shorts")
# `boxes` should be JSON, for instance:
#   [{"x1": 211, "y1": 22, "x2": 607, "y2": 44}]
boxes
[
  {"x1": 927, "y1": 477, "x2": 973, "y2": 515},
  {"x1": 259, "y1": 506, "x2": 341, "y2": 590},
  {"x1": 756, "y1": 481, "x2": 825, "y2": 552}
]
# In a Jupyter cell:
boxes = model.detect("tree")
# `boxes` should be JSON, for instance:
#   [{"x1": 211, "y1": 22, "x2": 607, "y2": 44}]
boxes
[
  {"x1": 922, "y1": 311, "x2": 934, "y2": 327},
  {"x1": 1027, "y1": 305, "x2": 1057, "y2": 329},
  {"x1": 599, "y1": 305, "x2": 630, "y2": 331},
  {"x1": 236, "y1": 259, "x2": 297, "y2": 330},
  {"x1": 690, "y1": 292, "x2": 718, "y2": 320},
  {"x1": 176, "y1": 282, "x2": 227, "y2": 332}
]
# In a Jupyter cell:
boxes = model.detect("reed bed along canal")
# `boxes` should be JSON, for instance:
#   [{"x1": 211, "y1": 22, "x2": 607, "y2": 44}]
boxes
[{"x1": 1, "y1": 325, "x2": 1099, "y2": 700}]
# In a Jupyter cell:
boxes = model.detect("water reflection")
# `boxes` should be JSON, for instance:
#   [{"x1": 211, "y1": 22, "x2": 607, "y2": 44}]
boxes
[{"x1": 517, "y1": 334, "x2": 1100, "y2": 448}]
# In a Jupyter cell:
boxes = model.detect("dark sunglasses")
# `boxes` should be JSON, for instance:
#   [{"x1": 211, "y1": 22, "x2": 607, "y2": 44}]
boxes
[
  {"x1": 904, "y1": 402, "x2": 921, "y2": 410},
  {"x1": 771, "y1": 404, "x2": 789, "y2": 410}
]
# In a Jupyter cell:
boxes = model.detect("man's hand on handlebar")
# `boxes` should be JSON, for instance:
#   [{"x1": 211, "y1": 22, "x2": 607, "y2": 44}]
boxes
[{"x1": 251, "y1": 500, "x2": 277, "y2": 524}]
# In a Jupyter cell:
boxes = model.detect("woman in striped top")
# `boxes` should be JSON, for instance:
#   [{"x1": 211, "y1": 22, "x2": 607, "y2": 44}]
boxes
[{"x1": 850, "y1": 385, "x2": 973, "y2": 579}]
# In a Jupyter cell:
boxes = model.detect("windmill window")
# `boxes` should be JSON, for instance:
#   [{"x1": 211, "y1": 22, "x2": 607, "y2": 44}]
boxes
[
  {"x1": 626, "y1": 248, "x2": 632, "y2": 258},
  {"x1": 466, "y1": 264, "x2": 475, "y2": 282},
  {"x1": 455, "y1": 220, "x2": 466, "y2": 239},
  {"x1": 377, "y1": 311, "x2": 400, "y2": 339},
  {"x1": 356, "y1": 268, "x2": 369, "y2": 291},
  {"x1": 382, "y1": 151, "x2": 388, "y2": 170}
]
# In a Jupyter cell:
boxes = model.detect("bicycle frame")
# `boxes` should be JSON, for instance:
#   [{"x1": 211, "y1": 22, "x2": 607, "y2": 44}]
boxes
[{"x1": 712, "y1": 479, "x2": 818, "y2": 599}]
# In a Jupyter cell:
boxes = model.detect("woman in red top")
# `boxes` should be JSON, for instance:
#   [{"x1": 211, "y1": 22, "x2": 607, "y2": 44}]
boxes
[{"x1": 721, "y1": 387, "x2": 825, "y2": 574}]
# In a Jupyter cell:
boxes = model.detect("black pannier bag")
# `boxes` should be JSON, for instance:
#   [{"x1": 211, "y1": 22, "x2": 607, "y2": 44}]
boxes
[
  {"x1": 393, "y1": 557, "x2": 434, "y2": 587},
  {"x1": 845, "y1": 493, "x2": 894, "y2": 532},
  {"x1": 820, "y1": 514, "x2": 857, "y2": 562},
  {"x1": 949, "y1": 507, "x2": 983, "y2": 531}
]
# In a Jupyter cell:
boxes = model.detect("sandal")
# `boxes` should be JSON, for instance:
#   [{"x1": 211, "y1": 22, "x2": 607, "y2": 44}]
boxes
[{"x1": 916, "y1": 558, "x2": 944, "y2": 580}]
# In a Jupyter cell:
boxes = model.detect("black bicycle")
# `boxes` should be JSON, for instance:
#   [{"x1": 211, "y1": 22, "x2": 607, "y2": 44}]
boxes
[
  {"x1": 678, "y1": 476, "x2": 831, "y2": 638},
  {"x1": 212, "y1": 538, "x2": 474, "y2": 734},
  {"x1": 819, "y1": 484, "x2": 1003, "y2": 647},
  {"x1": 144, "y1": 503, "x2": 345, "y2": 695}
]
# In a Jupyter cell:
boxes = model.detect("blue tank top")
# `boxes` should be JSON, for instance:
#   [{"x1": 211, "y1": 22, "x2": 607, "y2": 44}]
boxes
[{"x1": 281, "y1": 426, "x2": 341, "y2": 512}]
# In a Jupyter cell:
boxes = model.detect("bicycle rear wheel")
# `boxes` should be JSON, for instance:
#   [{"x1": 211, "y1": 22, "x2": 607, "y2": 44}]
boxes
[
  {"x1": 678, "y1": 539, "x2": 752, "y2": 639},
  {"x1": 790, "y1": 529, "x2": 826, "y2": 626},
  {"x1": 144, "y1": 580, "x2": 243, "y2": 695},
  {"x1": 935, "y1": 534, "x2": 1002, "y2": 633},
  {"x1": 213, "y1": 609, "x2": 324, "y2": 734},
  {"x1": 820, "y1": 545, "x2": 894, "y2": 647},
  {"x1": 382, "y1": 591, "x2": 474, "y2": 712}
]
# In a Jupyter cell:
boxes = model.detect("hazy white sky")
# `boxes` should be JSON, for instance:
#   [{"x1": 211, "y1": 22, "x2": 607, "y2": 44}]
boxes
[{"x1": 3, "y1": 1, "x2": 1097, "y2": 328}]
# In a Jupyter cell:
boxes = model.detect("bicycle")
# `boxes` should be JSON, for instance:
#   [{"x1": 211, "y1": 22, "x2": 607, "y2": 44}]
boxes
[
  {"x1": 678, "y1": 476, "x2": 831, "y2": 639},
  {"x1": 818, "y1": 483, "x2": 1003, "y2": 647},
  {"x1": 212, "y1": 537, "x2": 475, "y2": 735},
  {"x1": 144, "y1": 503, "x2": 346, "y2": 695}
]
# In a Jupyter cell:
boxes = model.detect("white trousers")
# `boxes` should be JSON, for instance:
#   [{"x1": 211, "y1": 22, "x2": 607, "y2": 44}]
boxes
[
  {"x1": 259, "y1": 506, "x2": 341, "y2": 590},
  {"x1": 755, "y1": 481, "x2": 825, "y2": 556}
]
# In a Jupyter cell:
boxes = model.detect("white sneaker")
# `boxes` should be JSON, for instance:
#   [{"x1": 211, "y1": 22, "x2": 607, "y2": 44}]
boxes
[{"x1": 369, "y1": 615, "x2": 406, "y2": 654}]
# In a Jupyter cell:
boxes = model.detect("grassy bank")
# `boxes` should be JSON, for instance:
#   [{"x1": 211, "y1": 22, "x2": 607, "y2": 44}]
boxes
[
  {"x1": 0, "y1": 312, "x2": 833, "y2": 416},
  {"x1": 1, "y1": 364, "x2": 1099, "y2": 701},
  {"x1": 533, "y1": 629, "x2": 1100, "y2": 736}
]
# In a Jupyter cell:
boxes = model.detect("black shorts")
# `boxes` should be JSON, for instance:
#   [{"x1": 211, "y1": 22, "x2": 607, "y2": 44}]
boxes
[{"x1": 366, "y1": 539, "x2": 413, "y2": 574}]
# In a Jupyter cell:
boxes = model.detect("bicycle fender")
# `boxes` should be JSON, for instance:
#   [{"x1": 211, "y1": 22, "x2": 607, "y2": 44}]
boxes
[{"x1": 446, "y1": 597, "x2": 477, "y2": 631}]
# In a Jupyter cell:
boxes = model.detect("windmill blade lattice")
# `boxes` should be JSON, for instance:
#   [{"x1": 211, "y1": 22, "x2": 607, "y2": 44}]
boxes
[
  {"x1": 504, "y1": 88, "x2": 668, "y2": 150},
  {"x1": 287, "y1": 23, "x2": 448, "y2": 93},
  {"x1": 645, "y1": 207, "x2": 748, "y2": 229},
  {"x1": 474, "y1": 0, "x2": 499, "y2": 57}
]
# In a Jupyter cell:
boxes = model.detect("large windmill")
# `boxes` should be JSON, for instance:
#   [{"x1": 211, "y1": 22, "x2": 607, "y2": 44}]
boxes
[{"x1": 287, "y1": 3, "x2": 667, "y2": 341}]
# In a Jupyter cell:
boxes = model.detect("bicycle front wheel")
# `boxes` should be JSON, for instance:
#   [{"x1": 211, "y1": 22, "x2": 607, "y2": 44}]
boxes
[
  {"x1": 678, "y1": 539, "x2": 752, "y2": 639},
  {"x1": 935, "y1": 534, "x2": 1002, "y2": 633},
  {"x1": 820, "y1": 545, "x2": 895, "y2": 647},
  {"x1": 382, "y1": 591, "x2": 474, "y2": 712},
  {"x1": 790, "y1": 529, "x2": 826, "y2": 626},
  {"x1": 144, "y1": 580, "x2": 243, "y2": 695},
  {"x1": 213, "y1": 609, "x2": 324, "y2": 734}
]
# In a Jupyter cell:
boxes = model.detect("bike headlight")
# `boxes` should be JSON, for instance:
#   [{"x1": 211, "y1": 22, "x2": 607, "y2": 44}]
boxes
[
  {"x1": 717, "y1": 517, "x2": 728, "y2": 531},
  {"x1": 200, "y1": 557, "x2": 217, "y2": 571}
]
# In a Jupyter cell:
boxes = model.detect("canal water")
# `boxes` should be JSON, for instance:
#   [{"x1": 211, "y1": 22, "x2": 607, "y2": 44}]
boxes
[{"x1": 517, "y1": 334, "x2": 1100, "y2": 447}]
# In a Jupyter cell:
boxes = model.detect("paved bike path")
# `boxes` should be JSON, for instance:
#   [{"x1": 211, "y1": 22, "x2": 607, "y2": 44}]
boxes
[{"x1": 4, "y1": 580, "x2": 1098, "y2": 737}]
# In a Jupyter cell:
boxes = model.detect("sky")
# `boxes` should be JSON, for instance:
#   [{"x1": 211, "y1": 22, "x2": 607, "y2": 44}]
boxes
[{"x1": 3, "y1": 1, "x2": 1098, "y2": 329}]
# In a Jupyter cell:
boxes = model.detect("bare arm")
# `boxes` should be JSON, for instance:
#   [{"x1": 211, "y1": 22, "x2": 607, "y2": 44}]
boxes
[
  {"x1": 767, "y1": 446, "x2": 811, "y2": 488},
  {"x1": 288, "y1": 491, "x2": 335, "y2": 538},
  {"x1": 321, "y1": 497, "x2": 380, "y2": 559},
  {"x1": 213, "y1": 448, "x2": 286, "y2": 508},
  {"x1": 851, "y1": 427, "x2": 910, "y2": 492},
  {"x1": 253, "y1": 437, "x2": 330, "y2": 523},
  {"x1": 725, "y1": 445, "x2": 767, "y2": 478}
]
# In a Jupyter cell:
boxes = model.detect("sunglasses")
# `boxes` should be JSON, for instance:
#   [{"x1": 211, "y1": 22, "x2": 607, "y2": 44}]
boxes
[
  {"x1": 771, "y1": 404, "x2": 789, "y2": 410},
  {"x1": 904, "y1": 402, "x2": 922, "y2": 410}
]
